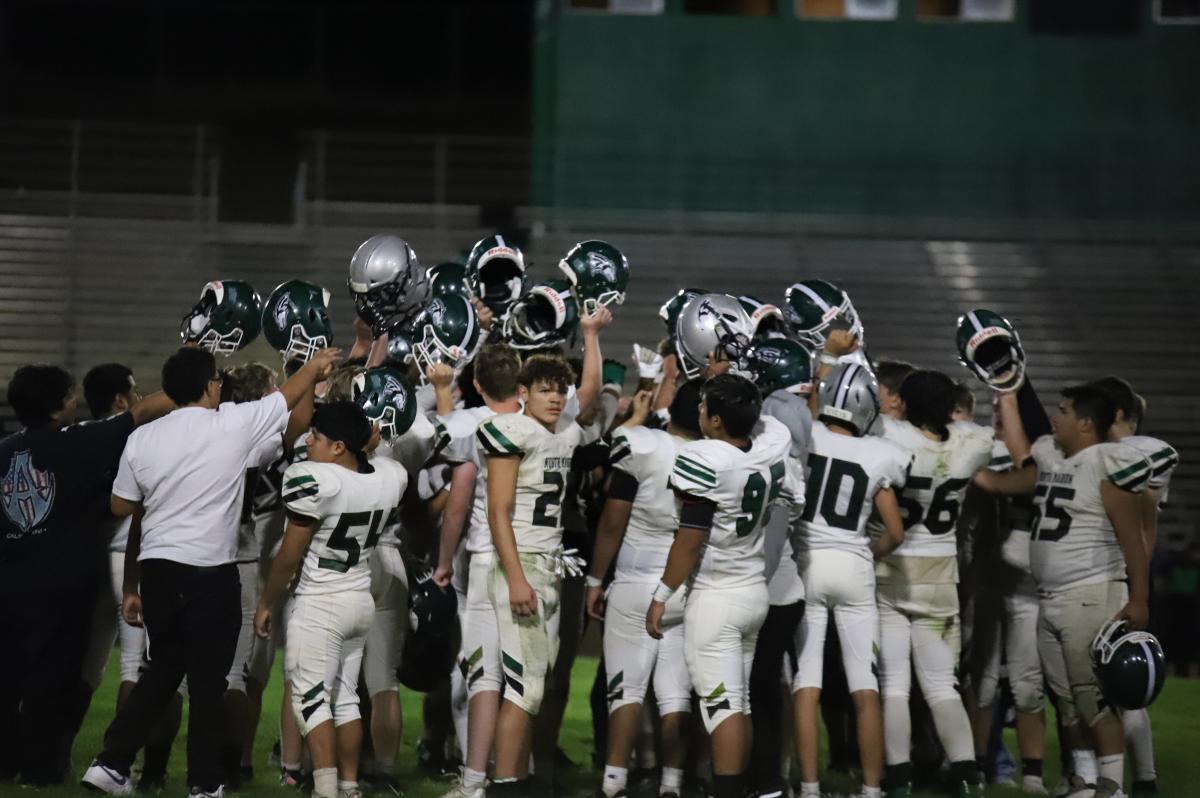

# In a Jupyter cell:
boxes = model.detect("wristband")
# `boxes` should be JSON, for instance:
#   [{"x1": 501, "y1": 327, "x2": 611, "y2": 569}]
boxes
[
  {"x1": 652, "y1": 581, "x2": 676, "y2": 603},
  {"x1": 585, "y1": 575, "x2": 603, "y2": 589},
  {"x1": 818, "y1": 352, "x2": 840, "y2": 368}
]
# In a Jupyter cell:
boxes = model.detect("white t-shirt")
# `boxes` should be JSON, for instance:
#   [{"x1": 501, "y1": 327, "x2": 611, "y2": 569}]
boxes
[
  {"x1": 795, "y1": 421, "x2": 910, "y2": 562},
  {"x1": 668, "y1": 415, "x2": 795, "y2": 591},
  {"x1": 1028, "y1": 436, "x2": 1152, "y2": 592},
  {"x1": 114, "y1": 392, "x2": 290, "y2": 567}
]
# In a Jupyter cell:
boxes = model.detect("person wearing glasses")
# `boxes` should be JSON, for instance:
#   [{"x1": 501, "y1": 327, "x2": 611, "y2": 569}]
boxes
[{"x1": 82, "y1": 345, "x2": 339, "y2": 798}]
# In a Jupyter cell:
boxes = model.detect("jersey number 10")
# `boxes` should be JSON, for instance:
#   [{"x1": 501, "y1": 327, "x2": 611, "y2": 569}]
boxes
[{"x1": 801, "y1": 454, "x2": 868, "y2": 532}]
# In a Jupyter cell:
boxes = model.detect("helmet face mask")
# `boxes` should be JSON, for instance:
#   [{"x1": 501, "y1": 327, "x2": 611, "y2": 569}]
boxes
[
  {"x1": 816, "y1": 362, "x2": 879, "y2": 436},
  {"x1": 410, "y1": 295, "x2": 482, "y2": 384},
  {"x1": 558, "y1": 240, "x2": 629, "y2": 315},
  {"x1": 180, "y1": 280, "x2": 262, "y2": 356},
  {"x1": 351, "y1": 367, "x2": 417, "y2": 441},
  {"x1": 348, "y1": 234, "x2": 430, "y2": 335},
  {"x1": 262, "y1": 280, "x2": 333, "y2": 364},
  {"x1": 502, "y1": 281, "x2": 579, "y2": 351},
  {"x1": 1091, "y1": 618, "x2": 1166, "y2": 710},
  {"x1": 674, "y1": 294, "x2": 754, "y2": 380},
  {"x1": 467, "y1": 235, "x2": 526, "y2": 318},
  {"x1": 956, "y1": 309, "x2": 1026, "y2": 393}
]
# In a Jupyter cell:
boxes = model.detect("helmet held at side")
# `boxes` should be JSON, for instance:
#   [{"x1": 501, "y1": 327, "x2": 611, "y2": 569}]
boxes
[
  {"x1": 262, "y1": 280, "x2": 333, "y2": 364},
  {"x1": 348, "y1": 234, "x2": 431, "y2": 335},
  {"x1": 180, "y1": 280, "x2": 262, "y2": 355},
  {"x1": 1092, "y1": 618, "x2": 1166, "y2": 711}
]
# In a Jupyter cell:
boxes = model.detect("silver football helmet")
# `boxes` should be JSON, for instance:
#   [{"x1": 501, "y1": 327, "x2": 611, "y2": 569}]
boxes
[
  {"x1": 816, "y1": 362, "x2": 879, "y2": 436},
  {"x1": 348, "y1": 234, "x2": 431, "y2": 335},
  {"x1": 674, "y1": 293, "x2": 755, "y2": 380}
]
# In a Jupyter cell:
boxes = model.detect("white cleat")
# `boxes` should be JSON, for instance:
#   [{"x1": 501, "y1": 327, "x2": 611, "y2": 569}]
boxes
[
  {"x1": 438, "y1": 777, "x2": 486, "y2": 798},
  {"x1": 188, "y1": 787, "x2": 226, "y2": 798},
  {"x1": 1024, "y1": 775, "x2": 1050, "y2": 795},
  {"x1": 81, "y1": 760, "x2": 134, "y2": 796}
]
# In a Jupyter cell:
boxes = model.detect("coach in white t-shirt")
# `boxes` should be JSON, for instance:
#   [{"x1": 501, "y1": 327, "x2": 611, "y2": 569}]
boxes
[{"x1": 83, "y1": 345, "x2": 339, "y2": 798}]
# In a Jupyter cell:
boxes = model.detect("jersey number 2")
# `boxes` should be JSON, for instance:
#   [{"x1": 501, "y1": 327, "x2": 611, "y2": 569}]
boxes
[
  {"x1": 533, "y1": 471, "x2": 567, "y2": 528},
  {"x1": 320, "y1": 510, "x2": 386, "y2": 572}
]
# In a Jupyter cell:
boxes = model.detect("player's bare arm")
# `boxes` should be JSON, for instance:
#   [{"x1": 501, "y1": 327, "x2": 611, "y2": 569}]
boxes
[
  {"x1": 255, "y1": 512, "x2": 317, "y2": 639},
  {"x1": 1103, "y1": 480, "x2": 1150, "y2": 630},
  {"x1": 646, "y1": 495, "x2": 712, "y2": 639},
  {"x1": 868, "y1": 487, "x2": 906, "y2": 560},
  {"x1": 121, "y1": 508, "x2": 145, "y2": 627},
  {"x1": 586, "y1": 493, "x2": 634, "y2": 621},
  {"x1": 1139, "y1": 488, "x2": 1161, "y2": 556},
  {"x1": 432, "y1": 460, "x2": 478, "y2": 588},
  {"x1": 486, "y1": 453, "x2": 536, "y2": 617},
  {"x1": 575, "y1": 304, "x2": 614, "y2": 418}
]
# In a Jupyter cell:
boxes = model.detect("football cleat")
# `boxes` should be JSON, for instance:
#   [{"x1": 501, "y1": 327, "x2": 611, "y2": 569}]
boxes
[{"x1": 81, "y1": 760, "x2": 134, "y2": 796}]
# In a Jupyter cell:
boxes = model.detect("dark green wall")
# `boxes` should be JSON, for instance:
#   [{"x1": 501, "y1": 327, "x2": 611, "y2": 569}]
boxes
[{"x1": 532, "y1": 1, "x2": 1200, "y2": 220}]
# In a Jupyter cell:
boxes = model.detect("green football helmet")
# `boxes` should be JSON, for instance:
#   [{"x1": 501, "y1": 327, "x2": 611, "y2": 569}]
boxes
[
  {"x1": 783, "y1": 279, "x2": 863, "y2": 349},
  {"x1": 502, "y1": 280, "x2": 580, "y2": 351},
  {"x1": 262, "y1": 280, "x2": 333, "y2": 364},
  {"x1": 737, "y1": 294, "x2": 789, "y2": 341},
  {"x1": 659, "y1": 287, "x2": 708, "y2": 341},
  {"x1": 1092, "y1": 619, "x2": 1166, "y2": 710},
  {"x1": 351, "y1": 367, "x2": 418, "y2": 441},
  {"x1": 558, "y1": 240, "x2": 629, "y2": 314},
  {"x1": 410, "y1": 294, "x2": 483, "y2": 382},
  {"x1": 745, "y1": 338, "x2": 816, "y2": 397},
  {"x1": 956, "y1": 308, "x2": 1026, "y2": 393},
  {"x1": 180, "y1": 280, "x2": 262, "y2": 355},
  {"x1": 427, "y1": 261, "x2": 472, "y2": 300},
  {"x1": 385, "y1": 329, "x2": 416, "y2": 368},
  {"x1": 466, "y1": 234, "x2": 526, "y2": 318}
]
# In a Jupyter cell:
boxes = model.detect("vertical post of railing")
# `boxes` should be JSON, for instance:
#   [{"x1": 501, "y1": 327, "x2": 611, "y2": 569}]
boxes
[
  {"x1": 314, "y1": 130, "x2": 327, "y2": 228},
  {"x1": 293, "y1": 160, "x2": 308, "y2": 229},
  {"x1": 69, "y1": 119, "x2": 81, "y2": 218},
  {"x1": 192, "y1": 125, "x2": 206, "y2": 224},
  {"x1": 207, "y1": 155, "x2": 220, "y2": 223}
]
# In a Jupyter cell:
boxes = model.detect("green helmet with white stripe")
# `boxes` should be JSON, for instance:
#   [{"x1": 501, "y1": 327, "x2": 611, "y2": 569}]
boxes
[
  {"x1": 744, "y1": 338, "x2": 815, "y2": 397},
  {"x1": 783, "y1": 279, "x2": 863, "y2": 349},
  {"x1": 466, "y1": 234, "x2": 526, "y2": 318},
  {"x1": 816, "y1": 362, "x2": 879, "y2": 436},
  {"x1": 351, "y1": 367, "x2": 418, "y2": 441},
  {"x1": 409, "y1": 294, "x2": 483, "y2": 383},
  {"x1": 501, "y1": 279, "x2": 580, "y2": 351},
  {"x1": 1092, "y1": 619, "x2": 1166, "y2": 710},
  {"x1": 558, "y1": 240, "x2": 629, "y2": 314},
  {"x1": 956, "y1": 308, "x2": 1026, "y2": 393}
]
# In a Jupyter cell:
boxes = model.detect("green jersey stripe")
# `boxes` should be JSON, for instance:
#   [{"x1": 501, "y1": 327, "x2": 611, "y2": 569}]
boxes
[
  {"x1": 676, "y1": 456, "x2": 717, "y2": 479},
  {"x1": 1110, "y1": 460, "x2": 1150, "y2": 484},
  {"x1": 284, "y1": 474, "x2": 316, "y2": 489},
  {"x1": 481, "y1": 422, "x2": 521, "y2": 454},
  {"x1": 673, "y1": 461, "x2": 717, "y2": 485}
]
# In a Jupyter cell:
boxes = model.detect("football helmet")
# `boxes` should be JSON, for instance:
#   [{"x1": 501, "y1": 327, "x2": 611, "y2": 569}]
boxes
[
  {"x1": 816, "y1": 362, "x2": 879, "y2": 435},
  {"x1": 385, "y1": 329, "x2": 416, "y2": 369},
  {"x1": 351, "y1": 367, "x2": 418, "y2": 441},
  {"x1": 674, "y1": 293, "x2": 754, "y2": 380},
  {"x1": 427, "y1": 261, "x2": 472, "y2": 300},
  {"x1": 410, "y1": 294, "x2": 483, "y2": 381},
  {"x1": 558, "y1": 240, "x2": 629, "y2": 314},
  {"x1": 956, "y1": 309, "x2": 1026, "y2": 393},
  {"x1": 737, "y1": 294, "x2": 789, "y2": 341},
  {"x1": 659, "y1": 287, "x2": 708, "y2": 341},
  {"x1": 348, "y1": 234, "x2": 431, "y2": 335},
  {"x1": 1092, "y1": 619, "x2": 1166, "y2": 710},
  {"x1": 745, "y1": 338, "x2": 815, "y2": 397},
  {"x1": 180, "y1": 280, "x2": 262, "y2": 355},
  {"x1": 783, "y1": 279, "x2": 864, "y2": 349},
  {"x1": 502, "y1": 280, "x2": 580, "y2": 351},
  {"x1": 466, "y1": 234, "x2": 526, "y2": 318},
  {"x1": 261, "y1": 280, "x2": 333, "y2": 364},
  {"x1": 399, "y1": 568, "x2": 459, "y2": 693}
]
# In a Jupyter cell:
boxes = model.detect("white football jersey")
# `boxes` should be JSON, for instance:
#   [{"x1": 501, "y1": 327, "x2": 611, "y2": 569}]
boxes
[
  {"x1": 442, "y1": 405, "x2": 496, "y2": 553},
  {"x1": 668, "y1": 415, "x2": 795, "y2": 590},
  {"x1": 1028, "y1": 436, "x2": 1152, "y2": 592},
  {"x1": 282, "y1": 456, "x2": 408, "y2": 595},
  {"x1": 796, "y1": 421, "x2": 910, "y2": 562},
  {"x1": 990, "y1": 439, "x2": 1035, "y2": 573},
  {"x1": 869, "y1": 417, "x2": 993, "y2": 558},
  {"x1": 236, "y1": 436, "x2": 285, "y2": 562},
  {"x1": 608, "y1": 425, "x2": 686, "y2": 583},
  {"x1": 1121, "y1": 434, "x2": 1179, "y2": 506},
  {"x1": 386, "y1": 412, "x2": 448, "y2": 473},
  {"x1": 476, "y1": 412, "x2": 584, "y2": 553}
]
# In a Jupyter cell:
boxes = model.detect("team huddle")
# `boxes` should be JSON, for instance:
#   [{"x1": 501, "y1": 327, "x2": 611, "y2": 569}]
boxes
[{"x1": 0, "y1": 231, "x2": 1175, "y2": 798}]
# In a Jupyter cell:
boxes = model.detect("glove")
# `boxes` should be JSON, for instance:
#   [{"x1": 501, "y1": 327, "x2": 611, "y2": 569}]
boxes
[{"x1": 633, "y1": 343, "x2": 664, "y2": 384}]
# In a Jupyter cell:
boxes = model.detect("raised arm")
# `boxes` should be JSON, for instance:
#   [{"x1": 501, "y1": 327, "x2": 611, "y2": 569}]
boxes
[
  {"x1": 279, "y1": 348, "x2": 341, "y2": 410},
  {"x1": 574, "y1": 305, "x2": 614, "y2": 418}
]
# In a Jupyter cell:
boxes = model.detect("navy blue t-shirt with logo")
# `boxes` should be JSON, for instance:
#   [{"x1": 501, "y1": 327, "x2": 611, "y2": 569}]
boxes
[{"x1": 0, "y1": 412, "x2": 135, "y2": 587}]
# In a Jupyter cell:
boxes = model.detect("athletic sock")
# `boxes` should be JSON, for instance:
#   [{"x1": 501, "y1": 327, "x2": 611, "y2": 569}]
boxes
[
  {"x1": 1023, "y1": 758, "x2": 1044, "y2": 778},
  {"x1": 800, "y1": 782, "x2": 822, "y2": 798},
  {"x1": 602, "y1": 765, "x2": 628, "y2": 796},
  {"x1": 338, "y1": 779, "x2": 359, "y2": 791},
  {"x1": 462, "y1": 767, "x2": 486, "y2": 787},
  {"x1": 712, "y1": 773, "x2": 746, "y2": 798},
  {"x1": 660, "y1": 766, "x2": 683, "y2": 794},
  {"x1": 1124, "y1": 708, "x2": 1157, "y2": 782},
  {"x1": 861, "y1": 786, "x2": 883, "y2": 798},
  {"x1": 1073, "y1": 749, "x2": 1099, "y2": 784},
  {"x1": 313, "y1": 767, "x2": 338, "y2": 798},
  {"x1": 1097, "y1": 754, "x2": 1124, "y2": 789}
]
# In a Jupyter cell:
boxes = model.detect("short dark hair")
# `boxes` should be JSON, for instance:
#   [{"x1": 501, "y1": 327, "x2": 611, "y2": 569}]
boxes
[
  {"x1": 161, "y1": 347, "x2": 218, "y2": 406},
  {"x1": 952, "y1": 381, "x2": 976, "y2": 417},
  {"x1": 226, "y1": 362, "x2": 277, "y2": 404},
  {"x1": 7, "y1": 364, "x2": 74, "y2": 428},
  {"x1": 898, "y1": 370, "x2": 956, "y2": 440},
  {"x1": 701, "y1": 373, "x2": 762, "y2": 439},
  {"x1": 669, "y1": 378, "x2": 704, "y2": 436},
  {"x1": 83, "y1": 363, "x2": 134, "y2": 419},
  {"x1": 474, "y1": 344, "x2": 522, "y2": 400},
  {"x1": 875, "y1": 359, "x2": 916, "y2": 393},
  {"x1": 1090, "y1": 375, "x2": 1145, "y2": 428},
  {"x1": 517, "y1": 354, "x2": 574, "y2": 394},
  {"x1": 457, "y1": 362, "x2": 484, "y2": 408},
  {"x1": 1061, "y1": 384, "x2": 1116, "y2": 440}
]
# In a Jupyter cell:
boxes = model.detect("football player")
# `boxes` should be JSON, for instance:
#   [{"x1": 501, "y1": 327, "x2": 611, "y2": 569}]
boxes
[
  {"x1": 1090, "y1": 376, "x2": 1179, "y2": 796},
  {"x1": 646, "y1": 374, "x2": 795, "y2": 798},
  {"x1": 479, "y1": 354, "x2": 597, "y2": 795},
  {"x1": 870, "y1": 370, "x2": 992, "y2": 796},
  {"x1": 792, "y1": 363, "x2": 910, "y2": 798},
  {"x1": 974, "y1": 385, "x2": 1152, "y2": 798},
  {"x1": 585, "y1": 381, "x2": 704, "y2": 798},
  {"x1": 255, "y1": 402, "x2": 408, "y2": 798},
  {"x1": 874, "y1": 361, "x2": 915, "y2": 422}
]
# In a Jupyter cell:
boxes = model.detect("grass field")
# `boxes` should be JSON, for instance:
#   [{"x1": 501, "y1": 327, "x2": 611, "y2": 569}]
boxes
[{"x1": 26, "y1": 654, "x2": 1200, "y2": 797}]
